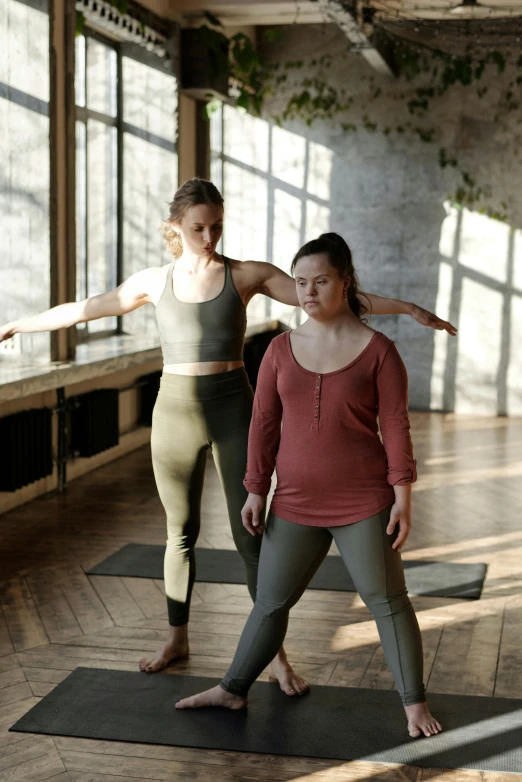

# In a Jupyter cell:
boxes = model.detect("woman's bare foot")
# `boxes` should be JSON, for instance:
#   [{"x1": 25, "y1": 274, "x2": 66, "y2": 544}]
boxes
[
  {"x1": 404, "y1": 702, "x2": 442, "y2": 737},
  {"x1": 175, "y1": 685, "x2": 246, "y2": 710},
  {"x1": 139, "y1": 625, "x2": 189, "y2": 673},
  {"x1": 268, "y1": 647, "x2": 309, "y2": 696}
]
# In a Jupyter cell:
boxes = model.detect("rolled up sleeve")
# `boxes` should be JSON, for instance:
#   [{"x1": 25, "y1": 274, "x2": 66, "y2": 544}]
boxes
[
  {"x1": 376, "y1": 343, "x2": 417, "y2": 486},
  {"x1": 243, "y1": 342, "x2": 283, "y2": 496}
]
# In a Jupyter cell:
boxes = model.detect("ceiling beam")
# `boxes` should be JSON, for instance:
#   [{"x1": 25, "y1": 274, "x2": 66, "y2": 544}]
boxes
[
  {"x1": 317, "y1": 0, "x2": 397, "y2": 76},
  {"x1": 182, "y1": 12, "x2": 325, "y2": 27}
]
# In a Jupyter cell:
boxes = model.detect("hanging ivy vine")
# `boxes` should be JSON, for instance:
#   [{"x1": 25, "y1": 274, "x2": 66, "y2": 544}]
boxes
[{"x1": 201, "y1": 12, "x2": 521, "y2": 223}]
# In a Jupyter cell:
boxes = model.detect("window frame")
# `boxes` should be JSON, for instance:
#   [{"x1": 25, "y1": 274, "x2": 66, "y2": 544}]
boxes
[
  {"x1": 75, "y1": 28, "x2": 123, "y2": 342},
  {"x1": 75, "y1": 29, "x2": 178, "y2": 342}
]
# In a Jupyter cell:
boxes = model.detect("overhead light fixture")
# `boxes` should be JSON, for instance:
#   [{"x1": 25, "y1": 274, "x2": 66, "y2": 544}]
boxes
[{"x1": 449, "y1": 0, "x2": 493, "y2": 15}]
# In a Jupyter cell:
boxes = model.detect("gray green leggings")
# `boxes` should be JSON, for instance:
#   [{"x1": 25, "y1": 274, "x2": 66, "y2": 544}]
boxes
[
  {"x1": 151, "y1": 368, "x2": 261, "y2": 626},
  {"x1": 221, "y1": 509, "x2": 426, "y2": 706}
]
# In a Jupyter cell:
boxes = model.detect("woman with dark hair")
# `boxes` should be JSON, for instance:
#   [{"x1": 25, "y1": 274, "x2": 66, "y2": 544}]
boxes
[
  {"x1": 175, "y1": 232, "x2": 442, "y2": 738},
  {"x1": 0, "y1": 181, "x2": 454, "y2": 697}
]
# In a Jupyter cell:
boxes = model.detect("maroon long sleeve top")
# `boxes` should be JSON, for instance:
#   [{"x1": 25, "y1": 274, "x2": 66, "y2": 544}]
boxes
[{"x1": 243, "y1": 331, "x2": 417, "y2": 526}]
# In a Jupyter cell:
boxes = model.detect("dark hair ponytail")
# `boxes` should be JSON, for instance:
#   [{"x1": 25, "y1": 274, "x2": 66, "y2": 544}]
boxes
[{"x1": 291, "y1": 232, "x2": 368, "y2": 322}]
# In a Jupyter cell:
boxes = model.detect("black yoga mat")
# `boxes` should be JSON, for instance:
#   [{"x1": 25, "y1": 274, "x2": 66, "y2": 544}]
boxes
[
  {"x1": 87, "y1": 543, "x2": 488, "y2": 599},
  {"x1": 10, "y1": 667, "x2": 522, "y2": 772}
]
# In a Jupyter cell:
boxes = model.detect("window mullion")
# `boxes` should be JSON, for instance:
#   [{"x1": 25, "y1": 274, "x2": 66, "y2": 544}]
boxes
[
  {"x1": 116, "y1": 46, "x2": 124, "y2": 333},
  {"x1": 84, "y1": 37, "x2": 89, "y2": 335}
]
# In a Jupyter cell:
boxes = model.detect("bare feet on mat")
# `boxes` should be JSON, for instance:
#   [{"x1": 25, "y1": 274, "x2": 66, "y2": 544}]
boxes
[
  {"x1": 404, "y1": 702, "x2": 442, "y2": 737},
  {"x1": 175, "y1": 685, "x2": 246, "y2": 710},
  {"x1": 268, "y1": 647, "x2": 309, "y2": 696},
  {"x1": 139, "y1": 628, "x2": 189, "y2": 672}
]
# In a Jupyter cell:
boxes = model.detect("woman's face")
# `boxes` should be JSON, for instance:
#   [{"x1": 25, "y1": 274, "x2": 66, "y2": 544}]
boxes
[
  {"x1": 174, "y1": 203, "x2": 224, "y2": 258},
  {"x1": 294, "y1": 253, "x2": 349, "y2": 320}
]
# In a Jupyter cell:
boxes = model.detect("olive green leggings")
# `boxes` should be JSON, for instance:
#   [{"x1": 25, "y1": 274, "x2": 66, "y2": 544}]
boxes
[
  {"x1": 221, "y1": 509, "x2": 426, "y2": 706},
  {"x1": 151, "y1": 368, "x2": 262, "y2": 626}
]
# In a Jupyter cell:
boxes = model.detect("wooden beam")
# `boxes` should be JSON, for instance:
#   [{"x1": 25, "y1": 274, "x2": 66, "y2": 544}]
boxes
[
  {"x1": 317, "y1": 0, "x2": 396, "y2": 77},
  {"x1": 49, "y1": 0, "x2": 76, "y2": 363},
  {"x1": 178, "y1": 94, "x2": 198, "y2": 183}
]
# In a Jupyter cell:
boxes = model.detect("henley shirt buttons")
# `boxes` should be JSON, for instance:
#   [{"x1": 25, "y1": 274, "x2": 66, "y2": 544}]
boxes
[{"x1": 314, "y1": 377, "x2": 321, "y2": 422}]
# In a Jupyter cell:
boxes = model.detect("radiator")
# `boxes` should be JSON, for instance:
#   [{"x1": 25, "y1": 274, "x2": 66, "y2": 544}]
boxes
[
  {"x1": 0, "y1": 408, "x2": 53, "y2": 491},
  {"x1": 70, "y1": 389, "x2": 119, "y2": 458}
]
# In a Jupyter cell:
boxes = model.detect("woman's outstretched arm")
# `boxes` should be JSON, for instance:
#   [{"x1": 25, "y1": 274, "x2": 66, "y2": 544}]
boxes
[
  {"x1": 0, "y1": 268, "x2": 161, "y2": 342},
  {"x1": 253, "y1": 262, "x2": 457, "y2": 335}
]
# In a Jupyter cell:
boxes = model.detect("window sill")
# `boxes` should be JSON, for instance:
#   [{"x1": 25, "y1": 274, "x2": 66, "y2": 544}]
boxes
[
  {"x1": 0, "y1": 334, "x2": 162, "y2": 403},
  {"x1": 0, "y1": 320, "x2": 287, "y2": 403}
]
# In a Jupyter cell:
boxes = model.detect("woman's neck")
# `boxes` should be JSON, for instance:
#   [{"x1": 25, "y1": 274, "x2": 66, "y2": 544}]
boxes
[
  {"x1": 303, "y1": 308, "x2": 361, "y2": 337},
  {"x1": 177, "y1": 251, "x2": 220, "y2": 272}
]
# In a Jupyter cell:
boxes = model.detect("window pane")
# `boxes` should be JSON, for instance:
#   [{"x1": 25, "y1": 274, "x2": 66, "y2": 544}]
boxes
[
  {"x1": 75, "y1": 35, "x2": 86, "y2": 108},
  {"x1": 122, "y1": 56, "x2": 177, "y2": 137},
  {"x1": 0, "y1": 0, "x2": 50, "y2": 361},
  {"x1": 87, "y1": 119, "x2": 117, "y2": 332},
  {"x1": 87, "y1": 38, "x2": 117, "y2": 117},
  {"x1": 75, "y1": 120, "x2": 87, "y2": 335},
  {"x1": 223, "y1": 104, "x2": 268, "y2": 171},
  {"x1": 123, "y1": 133, "x2": 177, "y2": 335},
  {"x1": 121, "y1": 56, "x2": 178, "y2": 335},
  {"x1": 210, "y1": 103, "x2": 222, "y2": 153}
]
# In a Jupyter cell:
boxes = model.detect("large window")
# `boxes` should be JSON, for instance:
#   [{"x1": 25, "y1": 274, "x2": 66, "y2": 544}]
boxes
[
  {"x1": 75, "y1": 32, "x2": 118, "y2": 337},
  {"x1": 121, "y1": 47, "x2": 178, "y2": 337},
  {"x1": 210, "y1": 103, "x2": 333, "y2": 326},
  {"x1": 75, "y1": 31, "x2": 177, "y2": 339},
  {"x1": 0, "y1": 0, "x2": 50, "y2": 361}
]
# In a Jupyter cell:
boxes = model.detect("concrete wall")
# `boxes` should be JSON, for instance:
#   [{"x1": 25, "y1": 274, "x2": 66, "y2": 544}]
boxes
[{"x1": 216, "y1": 23, "x2": 522, "y2": 415}]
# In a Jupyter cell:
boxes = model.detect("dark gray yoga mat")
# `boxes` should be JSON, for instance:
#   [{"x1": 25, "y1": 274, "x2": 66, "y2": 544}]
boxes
[
  {"x1": 10, "y1": 667, "x2": 522, "y2": 772},
  {"x1": 87, "y1": 543, "x2": 488, "y2": 599}
]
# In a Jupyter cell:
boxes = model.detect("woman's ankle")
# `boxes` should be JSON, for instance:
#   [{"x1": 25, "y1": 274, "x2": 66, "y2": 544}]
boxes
[{"x1": 167, "y1": 624, "x2": 189, "y2": 644}]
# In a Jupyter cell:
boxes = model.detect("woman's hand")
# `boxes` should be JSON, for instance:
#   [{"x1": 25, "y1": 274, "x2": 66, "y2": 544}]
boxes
[
  {"x1": 241, "y1": 493, "x2": 266, "y2": 536},
  {"x1": 386, "y1": 502, "x2": 411, "y2": 552},
  {"x1": 0, "y1": 323, "x2": 16, "y2": 343},
  {"x1": 408, "y1": 303, "x2": 457, "y2": 336}
]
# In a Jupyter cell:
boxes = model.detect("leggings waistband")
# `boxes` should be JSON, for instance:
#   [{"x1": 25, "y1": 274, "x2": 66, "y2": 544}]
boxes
[{"x1": 158, "y1": 367, "x2": 252, "y2": 401}]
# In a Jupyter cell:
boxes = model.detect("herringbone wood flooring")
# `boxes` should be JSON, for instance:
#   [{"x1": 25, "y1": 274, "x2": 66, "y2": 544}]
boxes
[{"x1": 1, "y1": 412, "x2": 522, "y2": 781}]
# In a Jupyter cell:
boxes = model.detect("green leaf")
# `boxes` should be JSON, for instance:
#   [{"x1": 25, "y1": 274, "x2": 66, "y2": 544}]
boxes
[
  {"x1": 263, "y1": 28, "x2": 283, "y2": 43},
  {"x1": 203, "y1": 10, "x2": 223, "y2": 27},
  {"x1": 75, "y1": 10, "x2": 85, "y2": 36},
  {"x1": 206, "y1": 98, "x2": 222, "y2": 116},
  {"x1": 491, "y1": 51, "x2": 506, "y2": 74},
  {"x1": 109, "y1": 0, "x2": 128, "y2": 13},
  {"x1": 231, "y1": 34, "x2": 259, "y2": 74},
  {"x1": 235, "y1": 91, "x2": 250, "y2": 111}
]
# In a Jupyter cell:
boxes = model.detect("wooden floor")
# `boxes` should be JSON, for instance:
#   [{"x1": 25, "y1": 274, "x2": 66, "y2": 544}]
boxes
[{"x1": 1, "y1": 412, "x2": 522, "y2": 781}]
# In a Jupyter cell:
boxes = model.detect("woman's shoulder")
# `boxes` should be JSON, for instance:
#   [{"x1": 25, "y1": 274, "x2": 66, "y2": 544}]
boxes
[
  {"x1": 371, "y1": 329, "x2": 394, "y2": 349},
  {"x1": 263, "y1": 331, "x2": 289, "y2": 362},
  {"x1": 370, "y1": 331, "x2": 408, "y2": 371},
  {"x1": 268, "y1": 331, "x2": 289, "y2": 352}
]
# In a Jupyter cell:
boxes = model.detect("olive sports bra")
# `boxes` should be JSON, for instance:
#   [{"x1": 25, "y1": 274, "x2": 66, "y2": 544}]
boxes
[{"x1": 155, "y1": 257, "x2": 246, "y2": 364}]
